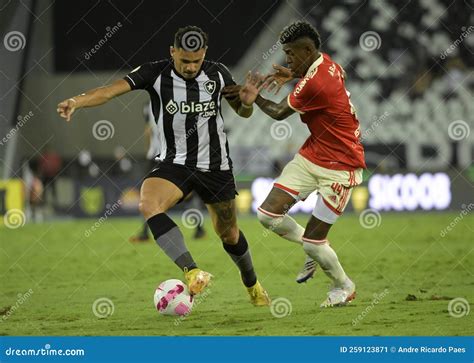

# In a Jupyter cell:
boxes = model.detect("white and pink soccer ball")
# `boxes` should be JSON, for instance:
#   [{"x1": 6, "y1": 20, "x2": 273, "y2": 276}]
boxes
[{"x1": 154, "y1": 279, "x2": 194, "y2": 316}]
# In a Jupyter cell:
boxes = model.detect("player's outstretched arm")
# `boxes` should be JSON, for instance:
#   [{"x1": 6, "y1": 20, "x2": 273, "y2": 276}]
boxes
[
  {"x1": 264, "y1": 64, "x2": 296, "y2": 94},
  {"x1": 255, "y1": 94, "x2": 295, "y2": 121},
  {"x1": 221, "y1": 85, "x2": 253, "y2": 118},
  {"x1": 238, "y1": 71, "x2": 294, "y2": 121},
  {"x1": 57, "y1": 79, "x2": 131, "y2": 121}
]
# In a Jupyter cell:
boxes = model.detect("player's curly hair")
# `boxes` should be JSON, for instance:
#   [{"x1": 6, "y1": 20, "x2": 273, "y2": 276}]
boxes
[
  {"x1": 174, "y1": 25, "x2": 208, "y2": 51},
  {"x1": 279, "y1": 21, "x2": 321, "y2": 49}
]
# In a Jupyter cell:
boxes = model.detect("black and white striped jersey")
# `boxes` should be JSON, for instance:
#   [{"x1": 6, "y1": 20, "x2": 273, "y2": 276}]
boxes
[{"x1": 124, "y1": 59, "x2": 235, "y2": 171}]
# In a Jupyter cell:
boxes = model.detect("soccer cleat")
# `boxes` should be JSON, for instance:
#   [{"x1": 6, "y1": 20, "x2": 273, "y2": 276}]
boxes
[
  {"x1": 184, "y1": 268, "x2": 213, "y2": 295},
  {"x1": 296, "y1": 256, "x2": 317, "y2": 283},
  {"x1": 246, "y1": 281, "x2": 271, "y2": 306},
  {"x1": 320, "y1": 278, "x2": 356, "y2": 308}
]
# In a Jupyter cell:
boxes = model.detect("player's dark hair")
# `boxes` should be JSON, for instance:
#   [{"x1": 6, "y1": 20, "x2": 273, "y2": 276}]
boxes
[
  {"x1": 174, "y1": 25, "x2": 208, "y2": 51},
  {"x1": 279, "y1": 21, "x2": 321, "y2": 49}
]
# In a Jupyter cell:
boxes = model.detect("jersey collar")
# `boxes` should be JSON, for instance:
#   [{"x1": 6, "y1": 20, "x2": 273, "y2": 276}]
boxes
[{"x1": 304, "y1": 53, "x2": 324, "y2": 78}]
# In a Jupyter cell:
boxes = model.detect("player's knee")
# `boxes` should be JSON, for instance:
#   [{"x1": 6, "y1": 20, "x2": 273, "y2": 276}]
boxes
[
  {"x1": 303, "y1": 221, "x2": 330, "y2": 241},
  {"x1": 218, "y1": 225, "x2": 239, "y2": 245},
  {"x1": 303, "y1": 218, "x2": 332, "y2": 241},
  {"x1": 139, "y1": 198, "x2": 167, "y2": 219},
  {"x1": 138, "y1": 199, "x2": 153, "y2": 218},
  {"x1": 257, "y1": 208, "x2": 279, "y2": 229}
]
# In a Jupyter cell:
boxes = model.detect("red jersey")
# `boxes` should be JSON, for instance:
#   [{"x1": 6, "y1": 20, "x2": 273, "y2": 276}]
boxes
[{"x1": 287, "y1": 53, "x2": 366, "y2": 171}]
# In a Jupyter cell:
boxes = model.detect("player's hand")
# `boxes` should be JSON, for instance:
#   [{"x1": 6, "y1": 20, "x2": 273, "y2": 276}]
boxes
[
  {"x1": 239, "y1": 71, "x2": 266, "y2": 106},
  {"x1": 221, "y1": 85, "x2": 241, "y2": 100},
  {"x1": 263, "y1": 64, "x2": 294, "y2": 95},
  {"x1": 57, "y1": 98, "x2": 77, "y2": 122}
]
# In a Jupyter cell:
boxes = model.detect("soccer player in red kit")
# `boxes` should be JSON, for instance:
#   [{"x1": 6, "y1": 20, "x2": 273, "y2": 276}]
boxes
[{"x1": 237, "y1": 21, "x2": 366, "y2": 307}]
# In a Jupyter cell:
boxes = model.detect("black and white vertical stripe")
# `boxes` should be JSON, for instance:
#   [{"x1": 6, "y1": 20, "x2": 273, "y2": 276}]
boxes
[{"x1": 146, "y1": 62, "x2": 232, "y2": 171}]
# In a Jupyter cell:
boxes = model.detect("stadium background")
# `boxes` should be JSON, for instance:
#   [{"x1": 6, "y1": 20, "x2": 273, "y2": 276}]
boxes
[{"x1": 0, "y1": 0, "x2": 473, "y2": 336}]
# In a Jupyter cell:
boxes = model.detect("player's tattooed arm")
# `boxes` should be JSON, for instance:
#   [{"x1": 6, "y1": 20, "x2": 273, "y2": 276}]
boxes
[
  {"x1": 57, "y1": 79, "x2": 131, "y2": 121},
  {"x1": 221, "y1": 85, "x2": 253, "y2": 118},
  {"x1": 255, "y1": 95, "x2": 295, "y2": 121}
]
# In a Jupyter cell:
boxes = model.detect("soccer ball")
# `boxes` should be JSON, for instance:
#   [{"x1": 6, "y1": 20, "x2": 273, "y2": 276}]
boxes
[{"x1": 154, "y1": 279, "x2": 194, "y2": 316}]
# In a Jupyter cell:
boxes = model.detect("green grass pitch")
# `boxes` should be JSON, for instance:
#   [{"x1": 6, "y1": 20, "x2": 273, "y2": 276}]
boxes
[{"x1": 1, "y1": 213, "x2": 473, "y2": 336}]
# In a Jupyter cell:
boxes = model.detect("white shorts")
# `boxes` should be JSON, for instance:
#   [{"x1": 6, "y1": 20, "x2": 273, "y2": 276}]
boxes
[{"x1": 275, "y1": 153, "x2": 363, "y2": 223}]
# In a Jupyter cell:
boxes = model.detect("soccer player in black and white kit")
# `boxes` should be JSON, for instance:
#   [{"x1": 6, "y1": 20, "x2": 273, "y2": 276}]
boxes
[
  {"x1": 57, "y1": 26, "x2": 270, "y2": 306},
  {"x1": 129, "y1": 102, "x2": 206, "y2": 242}
]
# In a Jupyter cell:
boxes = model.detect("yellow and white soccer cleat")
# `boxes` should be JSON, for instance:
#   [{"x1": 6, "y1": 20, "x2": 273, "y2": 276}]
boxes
[
  {"x1": 184, "y1": 268, "x2": 213, "y2": 296},
  {"x1": 246, "y1": 281, "x2": 271, "y2": 307}
]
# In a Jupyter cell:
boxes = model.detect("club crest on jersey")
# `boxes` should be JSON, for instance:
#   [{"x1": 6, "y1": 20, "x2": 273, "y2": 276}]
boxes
[
  {"x1": 165, "y1": 99, "x2": 179, "y2": 115},
  {"x1": 204, "y1": 80, "x2": 216, "y2": 95}
]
